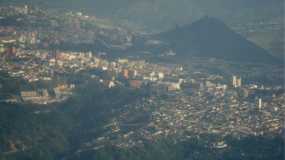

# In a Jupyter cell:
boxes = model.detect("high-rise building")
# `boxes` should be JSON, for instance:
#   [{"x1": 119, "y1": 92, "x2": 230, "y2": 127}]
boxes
[
  {"x1": 232, "y1": 76, "x2": 237, "y2": 87},
  {"x1": 232, "y1": 75, "x2": 242, "y2": 88},
  {"x1": 23, "y1": 5, "x2": 29, "y2": 14},
  {"x1": 236, "y1": 78, "x2": 242, "y2": 87},
  {"x1": 0, "y1": 44, "x2": 5, "y2": 53},
  {"x1": 123, "y1": 69, "x2": 129, "y2": 79},
  {"x1": 133, "y1": 70, "x2": 138, "y2": 77},
  {"x1": 258, "y1": 98, "x2": 262, "y2": 110},
  {"x1": 158, "y1": 72, "x2": 165, "y2": 80}
]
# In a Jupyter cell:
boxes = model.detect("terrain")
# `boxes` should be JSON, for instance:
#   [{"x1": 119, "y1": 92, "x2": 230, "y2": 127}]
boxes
[
  {"x1": 141, "y1": 17, "x2": 280, "y2": 64},
  {"x1": 0, "y1": 4, "x2": 284, "y2": 160}
]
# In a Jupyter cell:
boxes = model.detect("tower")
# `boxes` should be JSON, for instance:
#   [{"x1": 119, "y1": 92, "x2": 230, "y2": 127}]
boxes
[
  {"x1": 237, "y1": 77, "x2": 242, "y2": 87},
  {"x1": 258, "y1": 98, "x2": 262, "y2": 110},
  {"x1": 23, "y1": 5, "x2": 29, "y2": 14},
  {"x1": 232, "y1": 75, "x2": 242, "y2": 88},
  {"x1": 232, "y1": 76, "x2": 237, "y2": 88},
  {"x1": 123, "y1": 69, "x2": 129, "y2": 79}
]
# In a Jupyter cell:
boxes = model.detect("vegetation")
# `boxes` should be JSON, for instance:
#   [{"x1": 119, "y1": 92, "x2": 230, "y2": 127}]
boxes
[
  {"x1": 0, "y1": 80, "x2": 149, "y2": 160},
  {"x1": 0, "y1": 78, "x2": 283, "y2": 160}
]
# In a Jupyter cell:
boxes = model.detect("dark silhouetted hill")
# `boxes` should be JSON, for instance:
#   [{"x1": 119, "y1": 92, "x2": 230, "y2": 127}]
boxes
[{"x1": 155, "y1": 17, "x2": 280, "y2": 64}]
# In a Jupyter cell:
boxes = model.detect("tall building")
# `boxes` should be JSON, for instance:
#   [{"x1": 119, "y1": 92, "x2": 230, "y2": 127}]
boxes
[
  {"x1": 232, "y1": 76, "x2": 237, "y2": 87},
  {"x1": 258, "y1": 98, "x2": 262, "y2": 110},
  {"x1": 0, "y1": 44, "x2": 5, "y2": 53},
  {"x1": 232, "y1": 75, "x2": 242, "y2": 88},
  {"x1": 133, "y1": 70, "x2": 138, "y2": 77},
  {"x1": 236, "y1": 78, "x2": 242, "y2": 87},
  {"x1": 23, "y1": 5, "x2": 29, "y2": 14},
  {"x1": 123, "y1": 69, "x2": 129, "y2": 79},
  {"x1": 158, "y1": 72, "x2": 165, "y2": 80}
]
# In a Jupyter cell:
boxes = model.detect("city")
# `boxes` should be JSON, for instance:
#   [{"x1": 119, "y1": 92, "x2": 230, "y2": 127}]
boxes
[{"x1": 0, "y1": 3, "x2": 284, "y2": 160}]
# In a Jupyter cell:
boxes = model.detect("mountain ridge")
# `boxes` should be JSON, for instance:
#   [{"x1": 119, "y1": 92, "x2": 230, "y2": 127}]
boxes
[{"x1": 154, "y1": 17, "x2": 281, "y2": 64}]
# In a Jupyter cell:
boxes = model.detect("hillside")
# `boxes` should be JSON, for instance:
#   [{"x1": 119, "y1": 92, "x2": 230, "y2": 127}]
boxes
[
  {"x1": 1, "y1": 0, "x2": 283, "y2": 56},
  {"x1": 0, "y1": 0, "x2": 283, "y2": 31},
  {"x1": 154, "y1": 17, "x2": 280, "y2": 64}
]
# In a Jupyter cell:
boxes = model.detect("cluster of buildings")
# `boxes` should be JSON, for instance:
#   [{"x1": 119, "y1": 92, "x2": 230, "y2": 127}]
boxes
[
  {"x1": 20, "y1": 84, "x2": 75, "y2": 105},
  {"x1": 79, "y1": 71, "x2": 284, "y2": 150},
  {"x1": 0, "y1": 5, "x2": 140, "y2": 105},
  {"x1": 0, "y1": 44, "x2": 185, "y2": 105},
  {"x1": 0, "y1": 4, "x2": 284, "y2": 153},
  {"x1": 0, "y1": 4, "x2": 133, "y2": 57},
  {"x1": 0, "y1": 5, "x2": 30, "y2": 16}
]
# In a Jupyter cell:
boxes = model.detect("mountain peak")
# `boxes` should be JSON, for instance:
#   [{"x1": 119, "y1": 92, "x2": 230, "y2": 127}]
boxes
[
  {"x1": 155, "y1": 17, "x2": 280, "y2": 64},
  {"x1": 192, "y1": 16, "x2": 223, "y2": 25}
]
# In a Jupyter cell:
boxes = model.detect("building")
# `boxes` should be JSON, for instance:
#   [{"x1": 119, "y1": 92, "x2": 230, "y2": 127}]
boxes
[
  {"x1": 232, "y1": 75, "x2": 242, "y2": 88},
  {"x1": 167, "y1": 83, "x2": 181, "y2": 91},
  {"x1": 20, "y1": 89, "x2": 50, "y2": 103},
  {"x1": 53, "y1": 84, "x2": 73, "y2": 99},
  {"x1": 236, "y1": 78, "x2": 242, "y2": 87},
  {"x1": 232, "y1": 76, "x2": 237, "y2": 87},
  {"x1": 0, "y1": 44, "x2": 5, "y2": 53},
  {"x1": 108, "y1": 81, "x2": 116, "y2": 88},
  {"x1": 21, "y1": 91, "x2": 38, "y2": 98},
  {"x1": 258, "y1": 98, "x2": 263, "y2": 110},
  {"x1": 41, "y1": 89, "x2": 49, "y2": 97},
  {"x1": 129, "y1": 80, "x2": 143, "y2": 89},
  {"x1": 167, "y1": 79, "x2": 184, "y2": 91},
  {"x1": 158, "y1": 72, "x2": 165, "y2": 80},
  {"x1": 123, "y1": 69, "x2": 129, "y2": 79},
  {"x1": 133, "y1": 70, "x2": 138, "y2": 77},
  {"x1": 118, "y1": 58, "x2": 129, "y2": 64}
]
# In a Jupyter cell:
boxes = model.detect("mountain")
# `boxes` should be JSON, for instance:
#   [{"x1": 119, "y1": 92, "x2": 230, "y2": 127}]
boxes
[
  {"x1": 1, "y1": 0, "x2": 283, "y2": 56},
  {"x1": 154, "y1": 17, "x2": 280, "y2": 64},
  {"x1": 0, "y1": 0, "x2": 283, "y2": 31}
]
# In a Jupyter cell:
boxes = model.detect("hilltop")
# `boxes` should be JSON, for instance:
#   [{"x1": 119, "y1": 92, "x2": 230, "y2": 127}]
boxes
[{"x1": 153, "y1": 17, "x2": 280, "y2": 64}]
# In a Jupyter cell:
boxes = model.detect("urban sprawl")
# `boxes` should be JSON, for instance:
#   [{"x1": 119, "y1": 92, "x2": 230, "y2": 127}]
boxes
[{"x1": 0, "y1": 5, "x2": 284, "y2": 151}]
